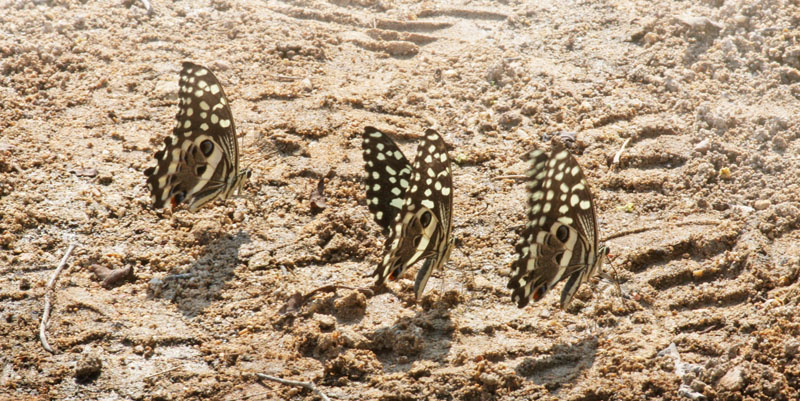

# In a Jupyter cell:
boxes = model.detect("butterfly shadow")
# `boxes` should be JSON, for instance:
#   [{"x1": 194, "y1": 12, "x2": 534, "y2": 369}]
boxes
[
  {"x1": 147, "y1": 230, "x2": 251, "y2": 318},
  {"x1": 365, "y1": 292, "x2": 457, "y2": 375},
  {"x1": 514, "y1": 335, "x2": 599, "y2": 389}
]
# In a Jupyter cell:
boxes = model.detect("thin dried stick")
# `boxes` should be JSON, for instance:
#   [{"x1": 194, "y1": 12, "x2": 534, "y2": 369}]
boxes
[
  {"x1": 256, "y1": 373, "x2": 331, "y2": 401},
  {"x1": 602, "y1": 219, "x2": 722, "y2": 242},
  {"x1": 139, "y1": 0, "x2": 154, "y2": 15},
  {"x1": 40, "y1": 244, "x2": 77, "y2": 354},
  {"x1": 273, "y1": 74, "x2": 302, "y2": 82},
  {"x1": 493, "y1": 174, "x2": 526, "y2": 180},
  {"x1": 143, "y1": 365, "x2": 183, "y2": 380},
  {"x1": 611, "y1": 137, "x2": 631, "y2": 169}
]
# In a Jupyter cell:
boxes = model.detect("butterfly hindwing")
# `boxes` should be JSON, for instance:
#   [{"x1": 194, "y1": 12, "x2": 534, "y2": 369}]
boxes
[
  {"x1": 508, "y1": 142, "x2": 606, "y2": 308},
  {"x1": 144, "y1": 62, "x2": 249, "y2": 212},
  {"x1": 362, "y1": 128, "x2": 454, "y2": 298}
]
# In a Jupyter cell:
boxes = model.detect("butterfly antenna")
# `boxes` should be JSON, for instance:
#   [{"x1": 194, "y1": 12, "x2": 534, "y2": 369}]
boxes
[
  {"x1": 599, "y1": 257, "x2": 625, "y2": 300},
  {"x1": 450, "y1": 236, "x2": 477, "y2": 299}
]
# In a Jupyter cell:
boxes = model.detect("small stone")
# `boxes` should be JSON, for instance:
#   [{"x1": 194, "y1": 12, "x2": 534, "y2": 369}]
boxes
[
  {"x1": 733, "y1": 15, "x2": 749, "y2": 26},
  {"x1": 643, "y1": 32, "x2": 660, "y2": 45},
  {"x1": 520, "y1": 102, "x2": 538, "y2": 116},
  {"x1": 97, "y1": 175, "x2": 112, "y2": 185},
  {"x1": 233, "y1": 211, "x2": 244, "y2": 222},
  {"x1": 154, "y1": 80, "x2": 179, "y2": 101},
  {"x1": 472, "y1": 275, "x2": 492, "y2": 291},
  {"x1": 408, "y1": 360, "x2": 434, "y2": 378},
  {"x1": 301, "y1": 78, "x2": 313, "y2": 91},
  {"x1": 718, "y1": 366, "x2": 745, "y2": 391},
  {"x1": 338, "y1": 328, "x2": 369, "y2": 349},
  {"x1": 211, "y1": 60, "x2": 231, "y2": 71},
  {"x1": 75, "y1": 350, "x2": 102, "y2": 382},
  {"x1": 691, "y1": 379, "x2": 708, "y2": 393},
  {"x1": 314, "y1": 314, "x2": 336, "y2": 330},
  {"x1": 442, "y1": 69, "x2": 457, "y2": 78},
  {"x1": 753, "y1": 200, "x2": 770, "y2": 210},
  {"x1": 694, "y1": 139, "x2": 711, "y2": 153},
  {"x1": 784, "y1": 340, "x2": 799, "y2": 357},
  {"x1": 479, "y1": 372, "x2": 500, "y2": 387},
  {"x1": 773, "y1": 134, "x2": 788, "y2": 150}
]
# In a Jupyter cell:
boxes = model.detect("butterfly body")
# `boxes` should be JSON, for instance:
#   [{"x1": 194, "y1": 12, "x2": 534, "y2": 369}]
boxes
[
  {"x1": 144, "y1": 62, "x2": 249, "y2": 212},
  {"x1": 362, "y1": 127, "x2": 454, "y2": 298},
  {"x1": 508, "y1": 143, "x2": 608, "y2": 308}
]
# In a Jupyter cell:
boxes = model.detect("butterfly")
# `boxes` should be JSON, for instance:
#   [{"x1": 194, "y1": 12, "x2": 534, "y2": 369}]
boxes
[
  {"x1": 144, "y1": 62, "x2": 250, "y2": 212},
  {"x1": 362, "y1": 126, "x2": 454, "y2": 298},
  {"x1": 507, "y1": 142, "x2": 609, "y2": 308}
]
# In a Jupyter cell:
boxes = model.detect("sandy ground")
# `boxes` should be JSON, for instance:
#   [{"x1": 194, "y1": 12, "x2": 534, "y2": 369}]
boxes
[{"x1": 3, "y1": 0, "x2": 800, "y2": 400}]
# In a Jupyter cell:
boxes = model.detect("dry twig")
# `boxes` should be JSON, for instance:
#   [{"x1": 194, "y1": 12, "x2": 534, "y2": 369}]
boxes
[
  {"x1": 143, "y1": 365, "x2": 184, "y2": 380},
  {"x1": 611, "y1": 137, "x2": 631, "y2": 169},
  {"x1": 273, "y1": 74, "x2": 302, "y2": 82},
  {"x1": 493, "y1": 174, "x2": 526, "y2": 180},
  {"x1": 139, "y1": 0, "x2": 154, "y2": 15},
  {"x1": 40, "y1": 244, "x2": 77, "y2": 354},
  {"x1": 256, "y1": 373, "x2": 331, "y2": 401},
  {"x1": 602, "y1": 219, "x2": 722, "y2": 242}
]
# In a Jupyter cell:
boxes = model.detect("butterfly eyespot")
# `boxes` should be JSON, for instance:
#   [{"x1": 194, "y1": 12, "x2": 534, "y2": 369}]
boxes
[
  {"x1": 389, "y1": 259, "x2": 405, "y2": 280},
  {"x1": 413, "y1": 235, "x2": 422, "y2": 248},
  {"x1": 533, "y1": 285, "x2": 546, "y2": 301},
  {"x1": 556, "y1": 225, "x2": 569, "y2": 242},
  {"x1": 200, "y1": 140, "x2": 214, "y2": 157},
  {"x1": 554, "y1": 252, "x2": 564, "y2": 264},
  {"x1": 196, "y1": 165, "x2": 207, "y2": 176},
  {"x1": 172, "y1": 191, "x2": 186, "y2": 204},
  {"x1": 420, "y1": 211, "x2": 432, "y2": 228}
]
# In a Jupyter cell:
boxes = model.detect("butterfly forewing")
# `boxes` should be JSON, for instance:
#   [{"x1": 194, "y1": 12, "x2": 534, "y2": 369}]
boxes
[
  {"x1": 362, "y1": 127, "x2": 413, "y2": 233},
  {"x1": 144, "y1": 61, "x2": 247, "y2": 212},
  {"x1": 362, "y1": 128, "x2": 454, "y2": 298},
  {"x1": 508, "y1": 143, "x2": 602, "y2": 308}
]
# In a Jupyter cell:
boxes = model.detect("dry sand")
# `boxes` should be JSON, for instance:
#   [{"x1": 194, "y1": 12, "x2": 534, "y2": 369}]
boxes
[{"x1": 2, "y1": 0, "x2": 800, "y2": 400}]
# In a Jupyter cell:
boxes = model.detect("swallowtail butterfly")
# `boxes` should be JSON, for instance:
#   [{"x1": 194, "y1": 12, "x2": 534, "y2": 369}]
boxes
[
  {"x1": 362, "y1": 127, "x2": 454, "y2": 298},
  {"x1": 144, "y1": 62, "x2": 250, "y2": 212},
  {"x1": 508, "y1": 142, "x2": 609, "y2": 308}
]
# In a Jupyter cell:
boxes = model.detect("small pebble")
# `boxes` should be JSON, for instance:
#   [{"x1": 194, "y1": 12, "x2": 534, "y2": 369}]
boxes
[
  {"x1": 315, "y1": 313, "x2": 336, "y2": 330},
  {"x1": 212, "y1": 59, "x2": 232, "y2": 71},
  {"x1": 75, "y1": 351, "x2": 102, "y2": 382},
  {"x1": 784, "y1": 340, "x2": 799, "y2": 357},
  {"x1": 643, "y1": 32, "x2": 660, "y2": 45},
  {"x1": 718, "y1": 366, "x2": 745, "y2": 391},
  {"x1": 301, "y1": 78, "x2": 313, "y2": 91},
  {"x1": 479, "y1": 373, "x2": 500, "y2": 387},
  {"x1": 753, "y1": 199, "x2": 770, "y2": 210},
  {"x1": 694, "y1": 139, "x2": 710, "y2": 153}
]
